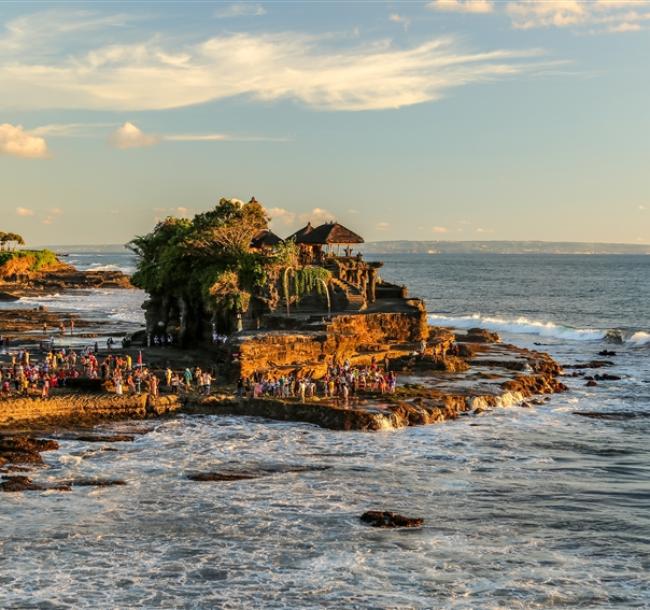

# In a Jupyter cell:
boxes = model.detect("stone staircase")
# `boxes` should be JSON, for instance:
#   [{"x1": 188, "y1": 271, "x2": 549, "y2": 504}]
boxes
[{"x1": 330, "y1": 277, "x2": 366, "y2": 312}]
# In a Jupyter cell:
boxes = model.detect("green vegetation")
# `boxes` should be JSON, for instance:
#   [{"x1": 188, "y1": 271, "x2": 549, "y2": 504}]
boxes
[
  {"x1": 0, "y1": 249, "x2": 59, "y2": 271},
  {"x1": 129, "y1": 198, "x2": 333, "y2": 335}
]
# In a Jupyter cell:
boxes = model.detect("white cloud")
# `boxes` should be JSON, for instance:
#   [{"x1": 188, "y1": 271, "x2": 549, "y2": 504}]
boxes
[
  {"x1": 475, "y1": 227, "x2": 494, "y2": 234},
  {"x1": 31, "y1": 122, "x2": 114, "y2": 137},
  {"x1": 0, "y1": 124, "x2": 49, "y2": 158},
  {"x1": 505, "y1": 0, "x2": 650, "y2": 32},
  {"x1": 376, "y1": 222, "x2": 390, "y2": 231},
  {"x1": 639, "y1": 204, "x2": 647, "y2": 211},
  {"x1": 175, "y1": 206, "x2": 190, "y2": 217},
  {"x1": 109, "y1": 122, "x2": 159, "y2": 149},
  {"x1": 49, "y1": 207, "x2": 63, "y2": 216},
  {"x1": 303, "y1": 208, "x2": 336, "y2": 225},
  {"x1": 268, "y1": 207, "x2": 297, "y2": 226},
  {"x1": 214, "y1": 3, "x2": 266, "y2": 18},
  {"x1": 431, "y1": 226, "x2": 449, "y2": 233},
  {"x1": 0, "y1": 25, "x2": 548, "y2": 112},
  {"x1": 389, "y1": 13, "x2": 411, "y2": 30},
  {"x1": 164, "y1": 133, "x2": 288, "y2": 142},
  {"x1": 16, "y1": 207, "x2": 35, "y2": 217},
  {"x1": 429, "y1": 0, "x2": 494, "y2": 14}
]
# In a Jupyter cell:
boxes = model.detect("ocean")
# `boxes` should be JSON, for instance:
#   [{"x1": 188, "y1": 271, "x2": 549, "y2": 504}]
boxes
[{"x1": 1, "y1": 252, "x2": 649, "y2": 609}]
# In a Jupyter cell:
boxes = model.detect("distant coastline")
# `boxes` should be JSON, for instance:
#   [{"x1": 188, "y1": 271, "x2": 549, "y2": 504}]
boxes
[
  {"x1": 32, "y1": 241, "x2": 650, "y2": 256},
  {"x1": 359, "y1": 240, "x2": 650, "y2": 255}
]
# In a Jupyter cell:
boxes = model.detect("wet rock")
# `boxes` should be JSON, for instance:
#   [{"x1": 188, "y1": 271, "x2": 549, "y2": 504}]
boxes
[
  {"x1": 68, "y1": 479, "x2": 127, "y2": 487},
  {"x1": 360, "y1": 511, "x2": 424, "y2": 528},
  {"x1": 0, "y1": 437, "x2": 54, "y2": 466},
  {"x1": 0, "y1": 291, "x2": 19, "y2": 302},
  {"x1": 460, "y1": 328, "x2": 500, "y2": 343},
  {"x1": 565, "y1": 360, "x2": 614, "y2": 370},
  {"x1": 187, "y1": 463, "x2": 331, "y2": 482},
  {"x1": 188, "y1": 471, "x2": 261, "y2": 482},
  {"x1": 598, "y1": 350, "x2": 617, "y2": 357},
  {"x1": 62, "y1": 434, "x2": 135, "y2": 443},
  {"x1": 585, "y1": 380, "x2": 598, "y2": 387},
  {"x1": 0, "y1": 437, "x2": 59, "y2": 453},
  {"x1": 0, "y1": 475, "x2": 71, "y2": 493},
  {"x1": 594, "y1": 374, "x2": 622, "y2": 382},
  {"x1": 573, "y1": 411, "x2": 649, "y2": 421}
]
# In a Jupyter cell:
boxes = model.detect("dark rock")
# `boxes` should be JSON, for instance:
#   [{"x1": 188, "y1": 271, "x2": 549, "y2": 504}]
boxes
[
  {"x1": 585, "y1": 380, "x2": 598, "y2": 387},
  {"x1": 573, "y1": 411, "x2": 649, "y2": 421},
  {"x1": 598, "y1": 350, "x2": 617, "y2": 357},
  {"x1": 68, "y1": 479, "x2": 127, "y2": 487},
  {"x1": 0, "y1": 475, "x2": 71, "y2": 493},
  {"x1": 565, "y1": 360, "x2": 614, "y2": 370},
  {"x1": 0, "y1": 437, "x2": 59, "y2": 453},
  {"x1": 188, "y1": 471, "x2": 261, "y2": 482},
  {"x1": 360, "y1": 511, "x2": 424, "y2": 528},
  {"x1": 0, "y1": 291, "x2": 19, "y2": 302},
  {"x1": 594, "y1": 374, "x2": 622, "y2": 381},
  {"x1": 62, "y1": 434, "x2": 135, "y2": 443}
]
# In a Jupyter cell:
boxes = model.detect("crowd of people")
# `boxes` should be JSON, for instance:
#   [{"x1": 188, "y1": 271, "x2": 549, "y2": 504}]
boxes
[
  {"x1": 1, "y1": 342, "x2": 400, "y2": 404},
  {"x1": 238, "y1": 357, "x2": 398, "y2": 404},
  {"x1": 0, "y1": 346, "x2": 217, "y2": 399}
]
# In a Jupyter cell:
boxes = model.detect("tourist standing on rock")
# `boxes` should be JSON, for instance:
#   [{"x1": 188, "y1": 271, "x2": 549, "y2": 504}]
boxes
[
  {"x1": 419, "y1": 339, "x2": 427, "y2": 356},
  {"x1": 165, "y1": 367, "x2": 172, "y2": 388},
  {"x1": 149, "y1": 374, "x2": 159, "y2": 398},
  {"x1": 183, "y1": 368, "x2": 193, "y2": 389}
]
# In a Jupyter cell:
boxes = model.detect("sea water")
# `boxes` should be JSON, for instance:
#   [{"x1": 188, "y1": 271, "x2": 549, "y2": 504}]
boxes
[{"x1": 1, "y1": 253, "x2": 649, "y2": 609}]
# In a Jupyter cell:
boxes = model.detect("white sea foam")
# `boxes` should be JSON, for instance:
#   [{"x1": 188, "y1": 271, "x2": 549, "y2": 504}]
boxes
[
  {"x1": 87, "y1": 263, "x2": 135, "y2": 274},
  {"x1": 628, "y1": 331, "x2": 650, "y2": 346},
  {"x1": 428, "y1": 313, "x2": 607, "y2": 342}
]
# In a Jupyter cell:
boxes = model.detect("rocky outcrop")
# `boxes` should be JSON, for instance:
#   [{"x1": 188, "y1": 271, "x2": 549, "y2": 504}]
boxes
[
  {"x1": 0, "y1": 394, "x2": 181, "y2": 429},
  {"x1": 360, "y1": 511, "x2": 424, "y2": 528},
  {"x1": 234, "y1": 306, "x2": 429, "y2": 378}
]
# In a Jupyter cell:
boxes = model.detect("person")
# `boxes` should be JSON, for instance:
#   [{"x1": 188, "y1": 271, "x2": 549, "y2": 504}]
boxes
[
  {"x1": 419, "y1": 339, "x2": 427, "y2": 356},
  {"x1": 42, "y1": 322, "x2": 47, "y2": 335},
  {"x1": 237, "y1": 377, "x2": 244, "y2": 399},
  {"x1": 149, "y1": 374, "x2": 159, "y2": 398},
  {"x1": 183, "y1": 368, "x2": 193, "y2": 390},
  {"x1": 70, "y1": 319, "x2": 75, "y2": 336},
  {"x1": 165, "y1": 367, "x2": 172, "y2": 387},
  {"x1": 41, "y1": 377, "x2": 50, "y2": 398}
]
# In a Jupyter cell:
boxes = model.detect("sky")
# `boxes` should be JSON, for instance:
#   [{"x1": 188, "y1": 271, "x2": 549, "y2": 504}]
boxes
[{"x1": 0, "y1": 0, "x2": 648, "y2": 246}]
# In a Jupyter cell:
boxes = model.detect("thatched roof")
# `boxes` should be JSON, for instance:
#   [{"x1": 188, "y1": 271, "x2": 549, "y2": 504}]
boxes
[
  {"x1": 286, "y1": 222, "x2": 313, "y2": 242},
  {"x1": 250, "y1": 229, "x2": 283, "y2": 249},
  {"x1": 296, "y1": 222, "x2": 364, "y2": 245}
]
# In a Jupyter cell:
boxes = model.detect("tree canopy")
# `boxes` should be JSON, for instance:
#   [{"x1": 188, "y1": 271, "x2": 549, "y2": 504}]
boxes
[
  {"x1": 129, "y1": 198, "x2": 271, "y2": 316},
  {"x1": 0, "y1": 232, "x2": 25, "y2": 250}
]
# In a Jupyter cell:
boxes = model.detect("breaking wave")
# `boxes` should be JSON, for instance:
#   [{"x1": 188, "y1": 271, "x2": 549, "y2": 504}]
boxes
[
  {"x1": 629, "y1": 331, "x2": 650, "y2": 346},
  {"x1": 428, "y1": 313, "x2": 610, "y2": 342}
]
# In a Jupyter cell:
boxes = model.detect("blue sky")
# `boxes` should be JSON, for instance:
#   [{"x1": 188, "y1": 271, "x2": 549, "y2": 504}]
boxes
[{"x1": 0, "y1": 0, "x2": 648, "y2": 245}]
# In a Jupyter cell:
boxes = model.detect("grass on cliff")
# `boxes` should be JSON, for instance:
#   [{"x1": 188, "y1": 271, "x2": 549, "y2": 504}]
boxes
[{"x1": 0, "y1": 249, "x2": 60, "y2": 271}]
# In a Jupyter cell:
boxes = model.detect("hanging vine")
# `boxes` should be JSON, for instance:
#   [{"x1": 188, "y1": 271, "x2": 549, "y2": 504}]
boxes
[{"x1": 283, "y1": 266, "x2": 332, "y2": 314}]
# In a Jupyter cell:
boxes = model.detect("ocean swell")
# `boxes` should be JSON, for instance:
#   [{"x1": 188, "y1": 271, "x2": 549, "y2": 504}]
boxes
[{"x1": 428, "y1": 313, "x2": 609, "y2": 342}]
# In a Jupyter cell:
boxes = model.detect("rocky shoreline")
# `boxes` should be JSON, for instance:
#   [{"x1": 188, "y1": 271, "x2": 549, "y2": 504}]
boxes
[{"x1": 0, "y1": 327, "x2": 566, "y2": 433}]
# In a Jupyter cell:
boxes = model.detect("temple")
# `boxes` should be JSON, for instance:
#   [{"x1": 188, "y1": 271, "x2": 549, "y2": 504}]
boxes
[{"x1": 136, "y1": 206, "x2": 428, "y2": 379}]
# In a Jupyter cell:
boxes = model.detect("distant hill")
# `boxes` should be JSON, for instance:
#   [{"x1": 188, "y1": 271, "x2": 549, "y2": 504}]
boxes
[{"x1": 359, "y1": 241, "x2": 650, "y2": 255}]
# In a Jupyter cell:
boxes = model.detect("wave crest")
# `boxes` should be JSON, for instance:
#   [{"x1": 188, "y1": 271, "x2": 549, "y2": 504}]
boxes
[{"x1": 428, "y1": 313, "x2": 607, "y2": 342}]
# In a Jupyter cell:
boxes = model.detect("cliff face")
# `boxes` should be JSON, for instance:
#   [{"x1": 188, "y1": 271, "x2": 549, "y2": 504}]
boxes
[{"x1": 235, "y1": 304, "x2": 430, "y2": 378}]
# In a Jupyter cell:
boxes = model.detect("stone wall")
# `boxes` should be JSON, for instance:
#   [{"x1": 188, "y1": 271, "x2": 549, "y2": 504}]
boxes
[{"x1": 0, "y1": 394, "x2": 181, "y2": 428}]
